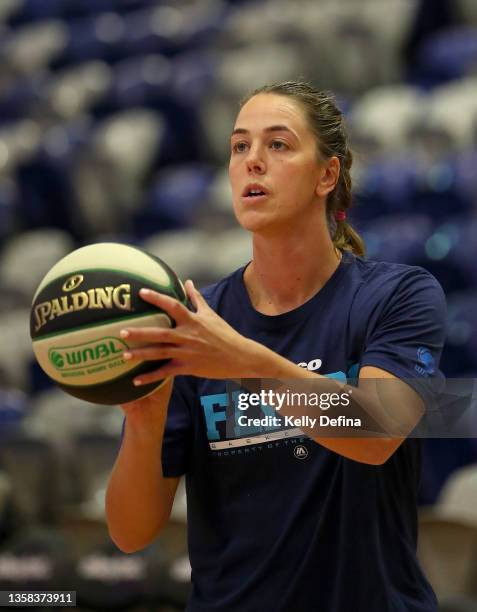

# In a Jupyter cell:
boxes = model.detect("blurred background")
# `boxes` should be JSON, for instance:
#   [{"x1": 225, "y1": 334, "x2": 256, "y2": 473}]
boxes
[{"x1": 0, "y1": 0, "x2": 477, "y2": 609}]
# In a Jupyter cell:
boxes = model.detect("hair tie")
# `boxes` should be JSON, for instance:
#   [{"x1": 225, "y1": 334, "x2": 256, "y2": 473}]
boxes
[{"x1": 334, "y1": 210, "x2": 347, "y2": 222}]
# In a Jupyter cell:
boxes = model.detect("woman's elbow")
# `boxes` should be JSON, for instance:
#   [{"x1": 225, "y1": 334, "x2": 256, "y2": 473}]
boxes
[
  {"x1": 111, "y1": 538, "x2": 145, "y2": 555},
  {"x1": 106, "y1": 515, "x2": 169, "y2": 554},
  {"x1": 359, "y1": 438, "x2": 404, "y2": 465},
  {"x1": 107, "y1": 526, "x2": 164, "y2": 554}
]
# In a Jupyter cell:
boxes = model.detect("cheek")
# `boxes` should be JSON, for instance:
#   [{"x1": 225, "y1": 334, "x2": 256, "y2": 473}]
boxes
[
  {"x1": 228, "y1": 162, "x2": 241, "y2": 191},
  {"x1": 291, "y1": 162, "x2": 320, "y2": 191},
  {"x1": 275, "y1": 163, "x2": 306, "y2": 190}
]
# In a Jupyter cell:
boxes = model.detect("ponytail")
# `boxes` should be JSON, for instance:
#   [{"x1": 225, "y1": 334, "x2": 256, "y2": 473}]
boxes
[{"x1": 328, "y1": 149, "x2": 366, "y2": 257}]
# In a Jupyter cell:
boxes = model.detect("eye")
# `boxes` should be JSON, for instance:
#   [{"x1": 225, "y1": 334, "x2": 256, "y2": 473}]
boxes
[
  {"x1": 270, "y1": 140, "x2": 287, "y2": 150},
  {"x1": 232, "y1": 141, "x2": 248, "y2": 153}
]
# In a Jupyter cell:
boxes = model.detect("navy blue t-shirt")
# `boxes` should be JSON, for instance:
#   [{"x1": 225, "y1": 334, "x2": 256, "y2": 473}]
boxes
[{"x1": 162, "y1": 251, "x2": 447, "y2": 612}]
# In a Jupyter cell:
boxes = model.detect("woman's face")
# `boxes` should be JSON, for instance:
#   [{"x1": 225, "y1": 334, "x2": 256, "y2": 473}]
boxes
[{"x1": 229, "y1": 93, "x2": 329, "y2": 235}]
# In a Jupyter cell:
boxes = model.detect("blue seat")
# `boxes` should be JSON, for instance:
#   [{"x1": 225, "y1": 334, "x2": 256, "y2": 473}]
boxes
[
  {"x1": 122, "y1": 7, "x2": 185, "y2": 58},
  {"x1": 353, "y1": 157, "x2": 417, "y2": 222},
  {"x1": 419, "y1": 439, "x2": 477, "y2": 505},
  {"x1": 7, "y1": 0, "x2": 68, "y2": 24},
  {"x1": 0, "y1": 184, "x2": 16, "y2": 247},
  {"x1": 11, "y1": 0, "x2": 128, "y2": 22},
  {"x1": 354, "y1": 153, "x2": 472, "y2": 223},
  {"x1": 15, "y1": 118, "x2": 91, "y2": 240},
  {"x1": 414, "y1": 218, "x2": 474, "y2": 294},
  {"x1": 361, "y1": 213, "x2": 475, "y2": 294},
  {"x1": 416, "y1": 27, "x2": 477, "y2": 85},
  {"x1": 170, "y1": 50, "x2": 218, "y2": 106},
  {"x1": 94, "y1": 59, "x2": 199, "y2": 163},
  {"x1": 456, "y1": 149, "x2": 477, "y2": 205},
  {"x1": 28, "y1": 359, "x2": 56, "y2": 396},
  {"x1": 53, "y1": 13, "x2": 127, "y2": 69},
  {"x1": 0, "y1": 390, "x2": 28, "y2": 440},
  {"x1": 123, "y1": 3, "x2": 225, "y2": 59},
  {"x1": 453, "y1": 233, "x2": 477, "y2": 289},
  {"x1": 0, "y1": 74, "x2": 49, "y2": 124},
  {"x1": 66, "y1": 0, "x2": 120, "y2": 19},
  {"x1": 360, "y1": 213, "x2": 433, "y2": 263},
  {"x1": 134, "y1": 163, "x2": 214, "y2": 239},
  {"x1": 410, "y1": 158, "x2": 473, "y2": 219},
  {"x1": 440, "y1": 290, "x2": 477, "y2": 376},
  {"x1": 103, "y1": 54, "x2": 171, "y2": 110}
]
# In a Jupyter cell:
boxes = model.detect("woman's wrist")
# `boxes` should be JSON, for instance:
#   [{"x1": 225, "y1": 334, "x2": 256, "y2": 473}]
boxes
[
  {"x1": 124, "y1": 410, "x2": 168, "y2": 443},
  {"x1": 239, "y1": 338, "x2": 314, "y2": 380}
]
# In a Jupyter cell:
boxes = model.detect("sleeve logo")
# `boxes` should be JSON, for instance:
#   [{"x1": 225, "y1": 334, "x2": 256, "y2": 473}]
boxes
[{"x1": 415, "y1": 347, "x2": 435, "y2": 376}]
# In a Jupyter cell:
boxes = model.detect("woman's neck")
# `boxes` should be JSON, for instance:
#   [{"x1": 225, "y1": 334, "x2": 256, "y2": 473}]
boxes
[{"x1": 243, "y1": 232, "x2": 342, "y2": 315}]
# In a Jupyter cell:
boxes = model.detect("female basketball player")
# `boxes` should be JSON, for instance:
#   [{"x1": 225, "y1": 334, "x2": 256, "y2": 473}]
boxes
[{"x1": 106, "y1": 81, "x2": 446, "y2": 611}]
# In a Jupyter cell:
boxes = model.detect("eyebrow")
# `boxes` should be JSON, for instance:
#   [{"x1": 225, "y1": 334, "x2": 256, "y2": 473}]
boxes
[{"x1": 231, "y1": 125, "x2": 297, "y2": 138}]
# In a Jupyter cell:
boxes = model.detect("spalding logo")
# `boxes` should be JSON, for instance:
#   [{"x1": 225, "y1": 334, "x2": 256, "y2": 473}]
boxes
[
  {"x1": 62, "y1": 274, "x2": 84, "y2": 292},
  {"x1": 33, "y1": 283, "x2": 132, "y2": 332}
]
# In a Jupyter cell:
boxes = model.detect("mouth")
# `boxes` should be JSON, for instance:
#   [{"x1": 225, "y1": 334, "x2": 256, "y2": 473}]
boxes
[{"x1": 242, "y1": 184, "x2": 269, "y2": 200}]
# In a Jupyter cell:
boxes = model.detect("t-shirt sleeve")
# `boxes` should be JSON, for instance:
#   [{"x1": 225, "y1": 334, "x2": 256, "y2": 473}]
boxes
[
  {"x1": 161, "y1": 375, "x2": 194, "y2": 477},
  {"x1": 359, "y1": 268, "x2": 447, "y2": 408}
]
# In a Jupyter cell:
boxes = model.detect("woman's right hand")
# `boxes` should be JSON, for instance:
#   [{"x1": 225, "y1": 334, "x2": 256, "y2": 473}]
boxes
[{"x1": 120, "y1": 377, "x2": 174, "y2": 431}]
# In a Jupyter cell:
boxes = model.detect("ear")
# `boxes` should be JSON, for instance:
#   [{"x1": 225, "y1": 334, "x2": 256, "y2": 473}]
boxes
[{"x1": 315, "y1": 156, "x2": 340, "y2": 198}]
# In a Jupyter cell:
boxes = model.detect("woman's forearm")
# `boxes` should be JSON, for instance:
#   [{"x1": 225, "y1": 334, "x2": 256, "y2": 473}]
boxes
[{"x1": 105, "y1": 382, "x2": 180, "y2": 552}]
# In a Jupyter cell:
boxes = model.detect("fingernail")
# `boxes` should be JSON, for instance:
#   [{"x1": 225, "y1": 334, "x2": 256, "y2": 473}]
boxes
[
  {"x1": 123, "y1": 352, "x2": 132, "y2": 360},
  {"x1": 140, "y1": 288, "x2": 150, "y2": 296},
  {"x1": 133, "y1": 378, "x2": 142, "y2": 386},
  {"x1": 120, "y1": 329, "x2": 129, "y2": 338}
]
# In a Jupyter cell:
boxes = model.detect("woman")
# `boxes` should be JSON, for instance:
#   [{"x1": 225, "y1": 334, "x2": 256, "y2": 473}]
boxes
[{"x1": 106, "y1": 81, "x2": 446, "y2": 611}]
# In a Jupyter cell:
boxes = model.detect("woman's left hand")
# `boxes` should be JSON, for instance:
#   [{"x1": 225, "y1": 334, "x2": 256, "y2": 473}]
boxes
[{"x1": 120, "y1": 280, "x2": 256, "y2": 385}]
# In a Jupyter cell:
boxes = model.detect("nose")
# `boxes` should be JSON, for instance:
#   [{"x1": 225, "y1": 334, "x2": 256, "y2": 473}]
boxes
[{"x1": 245, "y1": 143, "x2": 266, "y2": 174}]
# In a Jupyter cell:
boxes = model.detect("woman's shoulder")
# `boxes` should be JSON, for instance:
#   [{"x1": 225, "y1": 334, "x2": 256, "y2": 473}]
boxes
[
  {"x1": 347, "y1": 252, "x2": 446, "y2": 317},
  {"x1": 350, "y1": 252, "x2": 443, "y2": 294}
]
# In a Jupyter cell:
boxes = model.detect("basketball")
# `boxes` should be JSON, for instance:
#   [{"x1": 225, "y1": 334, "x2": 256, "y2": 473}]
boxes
[{"x1": 30, "y1": 242, "x2": 188, "y2": 405}]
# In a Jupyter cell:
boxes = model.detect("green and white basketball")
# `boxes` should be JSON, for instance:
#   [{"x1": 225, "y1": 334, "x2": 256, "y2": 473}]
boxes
[{"x1": 30, "y1": 242, "x2": 188, "y2": 405}]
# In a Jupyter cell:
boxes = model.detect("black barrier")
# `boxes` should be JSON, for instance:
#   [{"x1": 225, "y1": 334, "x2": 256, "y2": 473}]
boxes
[{"x1": 0, "y1": 527, "x2": 74, "y2": 600}]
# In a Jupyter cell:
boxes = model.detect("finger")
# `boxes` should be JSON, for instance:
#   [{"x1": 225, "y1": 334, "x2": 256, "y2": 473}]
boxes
[
  {"x1": 185, "y1": 279, "x2": 208, "y2": 312},
  {"x1": 139, "y1": 288, "x2": 191, "y2": 324},
  {"x1": 120, "y1": 327, "x2": 183, "y2": 344},
  {"x1": 123, "y1": 345, "x2": 180, "y2": 361},
  {"x1": 133, "y1": 361, "x2": 185, "y2": 385}
]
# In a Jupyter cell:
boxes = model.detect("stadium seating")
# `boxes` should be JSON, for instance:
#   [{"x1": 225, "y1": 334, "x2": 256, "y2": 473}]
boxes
[
  {"x1": 441, "y1": 290, "x2": 477, "y2": 375},
  {"x1": 0, "y1": 0, "x2": 476, "y2": 606}
]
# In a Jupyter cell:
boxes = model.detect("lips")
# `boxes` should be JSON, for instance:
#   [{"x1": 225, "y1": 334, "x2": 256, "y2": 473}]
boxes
[{"x1": 242, "y1": 183, "x2": 269, "y2": 198}]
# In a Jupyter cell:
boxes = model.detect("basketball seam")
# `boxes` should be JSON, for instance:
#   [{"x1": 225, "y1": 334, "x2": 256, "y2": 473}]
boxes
[
  {"x1": 58, "y1": 359, "x2": 168, "y2": 389},
  {"x1": 131, "y1": 246, "x2": 188, "y2": 304},
  {"x1": 31, "y1": 311, "x2": 173, "y2": 342}
]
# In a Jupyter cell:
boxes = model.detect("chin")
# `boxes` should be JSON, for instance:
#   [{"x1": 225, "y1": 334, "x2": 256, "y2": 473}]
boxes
[{"x1": 235, "y1": 211, "x2": 269, "y2": 233}]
